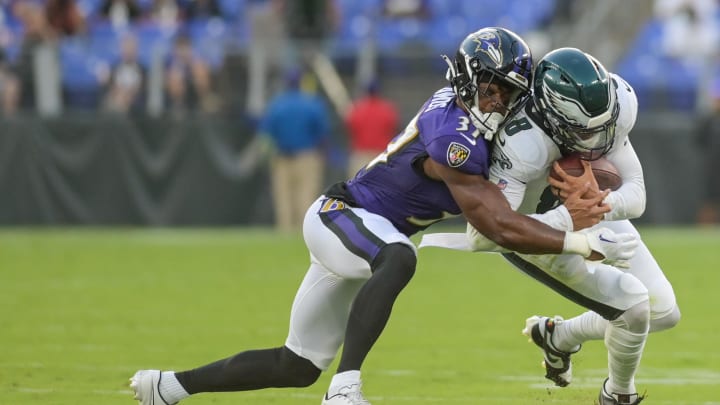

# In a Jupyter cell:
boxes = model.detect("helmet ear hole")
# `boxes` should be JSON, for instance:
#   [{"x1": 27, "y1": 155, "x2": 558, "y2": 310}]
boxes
[{"x1": 453, "y1": 72, "x2": 476, "y2": 104}]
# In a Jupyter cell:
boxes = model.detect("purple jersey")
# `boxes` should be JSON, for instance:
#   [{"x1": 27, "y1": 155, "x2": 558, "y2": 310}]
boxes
[{"x1": 345, "y1": 87, "x2": 491, "y2": 236}]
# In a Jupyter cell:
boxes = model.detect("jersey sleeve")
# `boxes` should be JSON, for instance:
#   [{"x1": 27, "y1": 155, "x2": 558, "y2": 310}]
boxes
[
  {"x1": 416, "y1": 103, "x2": 489, "y2": 176},
  {"x1": 603, "y1": 73, "x2": 646, "y2": 221},
  {"x1": 425, "y1": 135, "x2": 489, "y2": 176},
  {"x1": 612, "y1": 73, "x2": 639, "y2": 137},
  {"x1": 416, "y1": 88, "x2": 491, "y2": 176},
  {"x1": 604, "y1": 140, "x2": 646, "y2": 220}
]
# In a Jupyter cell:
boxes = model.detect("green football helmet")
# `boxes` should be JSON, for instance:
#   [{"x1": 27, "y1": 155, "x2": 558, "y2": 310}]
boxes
[{"x1": 533, "y1": 48, "x2": 619, "y2": 160}]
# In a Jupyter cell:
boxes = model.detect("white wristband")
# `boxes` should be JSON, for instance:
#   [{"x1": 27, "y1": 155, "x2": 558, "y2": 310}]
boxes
[{"x1": 562, "y1": 231, "x2": 591, "y2": 257}]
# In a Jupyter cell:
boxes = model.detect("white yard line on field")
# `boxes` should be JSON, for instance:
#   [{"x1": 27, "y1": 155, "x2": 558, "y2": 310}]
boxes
[
  {"x1": 12, "y1": 387, "x2": 720, "y2": 404},
  {"x1": 7, "y1": 366, "x2": 720, "y2": 403}
]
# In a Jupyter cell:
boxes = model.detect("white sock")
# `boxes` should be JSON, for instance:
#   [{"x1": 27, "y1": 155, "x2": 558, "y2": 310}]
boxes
[
  {"x1": 556, "y1": 311, "x2": 608, "y2": 350},
  {"x1": 604, "y1": 321, "x2": 647, "y2": 394},
  {"x1": 328, "y1": 370, "x2": 362, "y2": 393},
  {"x1": 159, "y1": 371, "x2": 190, "y2": 404}
]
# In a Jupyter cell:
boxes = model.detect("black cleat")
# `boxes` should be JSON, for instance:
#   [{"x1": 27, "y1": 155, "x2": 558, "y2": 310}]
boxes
[
  {"x1": 598, "y1": 378, "x2": 646, "y2": 404},
  {"x1": 522, "y1": 315, "x2": 580, "y2": 387}
]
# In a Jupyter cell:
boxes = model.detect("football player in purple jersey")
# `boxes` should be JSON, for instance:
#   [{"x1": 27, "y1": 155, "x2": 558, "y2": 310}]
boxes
[{"x1": 129, "y1": 28, "x2": 638, "y2": 405}]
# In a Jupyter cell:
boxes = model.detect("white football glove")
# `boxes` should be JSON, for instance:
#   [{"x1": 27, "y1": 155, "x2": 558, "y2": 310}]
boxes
[{"x1": 584, "y1": 227, "x2": 638, "y2": 269}]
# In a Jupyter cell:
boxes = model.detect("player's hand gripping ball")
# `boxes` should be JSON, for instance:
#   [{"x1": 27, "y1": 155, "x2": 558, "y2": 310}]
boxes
[{"x1": 549, "y1": 154, "x2": 622, "y2": 192}]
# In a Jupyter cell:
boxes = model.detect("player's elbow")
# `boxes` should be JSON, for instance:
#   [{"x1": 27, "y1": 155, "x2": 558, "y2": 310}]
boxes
[
  {"x1": 625, "y1": 181, "x2": 647, "y2": 218},
  {"x1": 624, "y1": 188, "x2": 646, "y2": 219},
  {"x1": 606, "y1": 185, "x2": 646, "y2": 220},
  {"x1": 627, "y1": 198, "x2": 646, "y2": 219}
]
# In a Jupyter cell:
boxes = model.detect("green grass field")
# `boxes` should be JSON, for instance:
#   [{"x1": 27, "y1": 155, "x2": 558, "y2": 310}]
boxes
[{"x1": 1, "y1": 227, "x2": 719, "y2": 405}]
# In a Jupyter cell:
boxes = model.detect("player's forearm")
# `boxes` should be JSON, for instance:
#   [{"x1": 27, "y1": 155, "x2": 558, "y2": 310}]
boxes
[
  {"x1": 465, "y1": 205, "x2": 572, "y2": 252},
  {"x1": 468, "y1": 206, "x2": 606, "y2": 258},
  {"x1": 458, "y1": 183, "x2": 580, "y2": 255},
  {"x1": 467, "y1": 208, "x2": 566, "y2": 254}
]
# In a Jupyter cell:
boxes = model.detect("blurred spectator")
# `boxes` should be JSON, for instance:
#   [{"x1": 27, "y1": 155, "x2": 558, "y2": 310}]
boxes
[
  {"x1": 654, "y1": 0, "x2": 719, "y2": 64},
  {"x1": 165, "y1": 33, "x2": 220, "y2": 114},
  {"x1": 0, "y1": 3, "x2": 11, "y2": 42},
  {"x1": 696, "y1": 77, "x2": 720, "y2": 225},
  {"x1": 547, "y1": 0, "x2": 583, "y2": 26},
  {"x1": 46, "y1": 0, "x2": 86, "y2": 37},
  {"x1": 99, "y1": 0, "x2": 142, "y2": 29},
  {"x1": 276, "y1": 0, "x2": 339, "y2": 68},
  {"x1": 11, "y1": 1, "x2": 54, "y2": 111},
  {"x1": 382, "y1": 0, "x2": 430, "y2": 19},
  {"x1": 102, "y1": 33, "x2": 144, "y2": 113},
  {"x1": 245, "y1": 0, "x2": 284, "y2": 119},
  {"x1": 0, "y1": 47, "x2": 20, "y2": 116},
  {"x1": 147, "y1": 0, "x2": 180, "y2": 28},
  {"x1": 345, "y1": 78, "x2": 398, "y2": 177},
  {"x1": 182, "y1": 0, "x2": 221, "y2": 20},
  {"x1": 258, "y1": 68, "x2": 331, "y2": 232}
]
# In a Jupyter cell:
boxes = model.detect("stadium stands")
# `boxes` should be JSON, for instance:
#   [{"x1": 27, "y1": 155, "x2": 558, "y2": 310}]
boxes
[
  {"x1": 1, "y1": 0, "x2": 715, "y2": 113},
  {"x1": 615, "y1": 18, "x2": 701, "y2": 111}
]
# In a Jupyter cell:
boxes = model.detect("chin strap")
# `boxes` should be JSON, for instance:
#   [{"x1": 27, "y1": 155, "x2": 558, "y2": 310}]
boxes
[{"x1": 469, "y1": 108, "x2": 504, "y2": 141}]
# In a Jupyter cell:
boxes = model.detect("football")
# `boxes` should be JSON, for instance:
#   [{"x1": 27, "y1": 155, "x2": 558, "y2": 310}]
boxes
[{"x1": 549, "y1": 154, "x2": 622, "y2": 191}]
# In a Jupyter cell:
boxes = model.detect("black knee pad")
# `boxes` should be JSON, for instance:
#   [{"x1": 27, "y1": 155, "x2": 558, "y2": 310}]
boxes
[
  {"x1": 372, "y1": 243, "x2": 417, "y2": 281},
  {"x1": 278, "y1": 346, "x2": 321, "y2": 387}
]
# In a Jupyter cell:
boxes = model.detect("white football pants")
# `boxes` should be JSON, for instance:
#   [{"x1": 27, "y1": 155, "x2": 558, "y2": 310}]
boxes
[{"x1": 284, "y1": 196, "x2": 416, "y2": 369}]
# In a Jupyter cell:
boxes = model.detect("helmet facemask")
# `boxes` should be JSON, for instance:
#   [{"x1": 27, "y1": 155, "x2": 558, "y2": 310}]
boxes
[
  {"x1": 537, "y1": 81, "x2": 619, "y2": 161},
  {"x1": 442, "y1": 27, "x2": 532, "y2": 141},
  {"x1": 444, "y1": 55, "x2": 530, "y2": 141},
  {"x1": 532, "y1": 48, "x2": 620, "y2": 161},
  {"x1": 469, "y1": 72, "x2": 529, "y2": 140}
]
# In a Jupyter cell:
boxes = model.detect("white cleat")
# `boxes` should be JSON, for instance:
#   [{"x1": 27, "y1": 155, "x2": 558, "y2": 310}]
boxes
[
  {"x1": 322, "y1": 383, "x2": 371, "y2": 405},
  {"x1": 129, "y1": 370, "x2": 176, "y2": 405}
]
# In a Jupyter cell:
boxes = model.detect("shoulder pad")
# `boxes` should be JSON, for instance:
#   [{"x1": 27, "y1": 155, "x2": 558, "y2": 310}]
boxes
[{"x1": 612, "y1": 73, "x2": 638, "y2": 141}]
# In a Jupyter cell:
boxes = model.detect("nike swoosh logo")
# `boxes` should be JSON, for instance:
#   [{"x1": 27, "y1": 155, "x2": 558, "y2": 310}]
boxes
[
  {"x1": 458, "y1": 132, "x2": 477, "y2": 146},
  {"x1": 598, "y1": 234, "x2": 616, "y2": 243}
]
